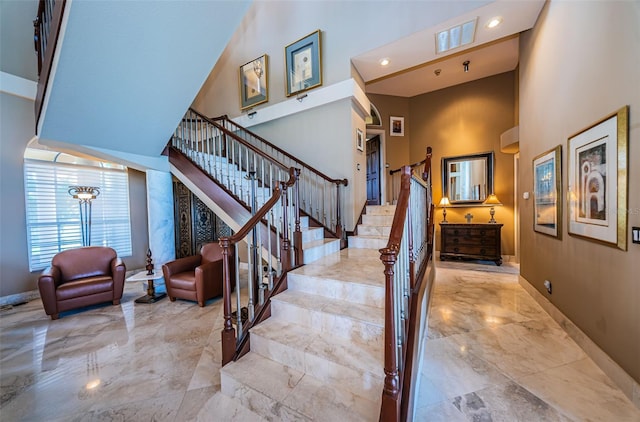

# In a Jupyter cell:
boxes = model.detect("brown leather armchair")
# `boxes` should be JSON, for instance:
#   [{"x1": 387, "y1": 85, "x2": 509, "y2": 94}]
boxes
[
  {"x1": 38, "y1": 246, "x2": 126, "y2": 320},
  {"x1": 161, "y1": 242, "x2": 234, "y2": 307}
]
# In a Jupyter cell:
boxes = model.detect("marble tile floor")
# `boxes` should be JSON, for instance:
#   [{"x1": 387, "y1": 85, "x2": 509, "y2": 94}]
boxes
[{"x1": 1, "y1": 258, "x2": 638, "y2": 421}]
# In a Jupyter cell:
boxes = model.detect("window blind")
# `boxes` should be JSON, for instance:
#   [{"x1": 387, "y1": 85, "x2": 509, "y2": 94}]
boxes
[{"x1": 24, "y1": 159, "x2": 132, "y2": 271}]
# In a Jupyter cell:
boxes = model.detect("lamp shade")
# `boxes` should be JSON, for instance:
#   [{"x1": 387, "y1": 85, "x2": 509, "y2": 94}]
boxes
[
  {"x1": 483, "y1": 194, "x2": 502, "y2": 206},
  {"x1": 438, "y1": 197, "x2": 451, "y2": 207}
]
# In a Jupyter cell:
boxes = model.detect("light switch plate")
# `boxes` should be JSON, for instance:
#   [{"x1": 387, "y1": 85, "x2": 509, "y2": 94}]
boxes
[{"x1": 633, "y1": 227, "x2": 640, "y2": 244}]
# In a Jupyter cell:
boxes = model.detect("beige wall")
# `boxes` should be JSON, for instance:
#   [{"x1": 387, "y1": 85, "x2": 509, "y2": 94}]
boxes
[
  {"x1": 519, "y1": 1, "x2": 640, "y2": 383},
  {"x1": 370, "y1": 72, "x2": 517, "y2": 255}
]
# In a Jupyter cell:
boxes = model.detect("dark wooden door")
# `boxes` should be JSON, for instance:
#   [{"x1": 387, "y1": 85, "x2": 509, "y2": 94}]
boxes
[{"x1": 366, "y1": 135, "x2": 381, "y2": 205}]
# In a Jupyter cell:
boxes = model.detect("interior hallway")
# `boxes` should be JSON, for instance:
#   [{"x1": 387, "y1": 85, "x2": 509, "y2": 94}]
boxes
[{"x1": 1, "y1": 255, "x2": 638, "y2": 421}]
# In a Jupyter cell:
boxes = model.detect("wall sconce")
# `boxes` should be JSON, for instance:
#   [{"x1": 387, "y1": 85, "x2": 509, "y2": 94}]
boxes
[
  {"x1": 438, "y1": 196, "x2": 451, "y2": 223},
  {"x1": 483, "y1": 193, "x2": 502, "y2": 223},
  {"x1": 296, "y1": 93, "x2": 308, "y2": 102},
  {"x1": 68, "y1": 186, "x2": 100, "y2": 246},
  {"x1": 463, "y1": 60, "x2": 470, "y2": 72}
]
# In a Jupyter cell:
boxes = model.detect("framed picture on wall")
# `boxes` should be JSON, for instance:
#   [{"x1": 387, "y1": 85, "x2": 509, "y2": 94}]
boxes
[
  {"x1": 567, "y1": 106, "x2": 628, "y2": 250},
  {"x1": 533, "y1": 145, "x2": 562, "y2": 238},
  {"x1": 356, "y1": 128, "x2": 364, "y2": 151},
  {"x1": 285, "y1": 30, "x2": 322, "y2": 97},
  {"x1": 390, "y1": 116, "x2": 404, "y2": 136},
  {"x1": 239, "y1": 54, "x2": 268, "y2": 110}
]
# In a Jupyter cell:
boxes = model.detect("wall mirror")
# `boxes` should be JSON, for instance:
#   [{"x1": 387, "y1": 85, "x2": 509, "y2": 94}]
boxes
[{"x1": 442, "y1": 151, "x2": 494, "y2": 204}]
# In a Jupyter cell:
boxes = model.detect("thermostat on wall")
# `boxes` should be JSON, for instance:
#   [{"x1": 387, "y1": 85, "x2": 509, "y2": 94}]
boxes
[{"x1": 523, "y1": 192, "x2": 530, "y2": 200}]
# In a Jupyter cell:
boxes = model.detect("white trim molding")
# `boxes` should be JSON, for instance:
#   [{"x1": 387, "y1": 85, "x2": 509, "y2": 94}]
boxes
[
  {"x1": 233, "y1": 78, "x2": 370, "y2": 128},
  {"x1": 0, "y1": 72, "x2": 37, "y2": 101}
]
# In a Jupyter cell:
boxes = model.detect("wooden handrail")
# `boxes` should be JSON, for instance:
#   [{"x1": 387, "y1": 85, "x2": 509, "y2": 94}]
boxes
[
  {"x1": 220, "y1": 168, "x2": 298, "y2": 365},
  {"x1": 211, "y1": 113, "x2": 349, "y2": 187},
  {"x1": 182, "y1": 109, "x2": 290, "y2": 173},
  {"x1": 379, "y1": 146, "x2": 434, "y2": 421}
]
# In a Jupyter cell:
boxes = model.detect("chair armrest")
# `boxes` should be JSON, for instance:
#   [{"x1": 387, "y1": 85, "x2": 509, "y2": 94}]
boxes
[
  {"x1": 38, "y1": 265, "x2": 61, "y2": 316},
  {"x1": 111, "y1": 257, "x2": 126, "y2": 299},
  {"x1": 162, "y1": 255, "x2": 202, "y2": 278},
  {"x1": 195, "y1": 260, "x2": 224, "y2": 297}
]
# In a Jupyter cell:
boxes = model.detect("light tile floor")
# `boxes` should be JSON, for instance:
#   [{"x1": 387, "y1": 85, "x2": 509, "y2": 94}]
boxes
[{"x1": 1, "y1": 258, "x2": 638, "y2": 421}]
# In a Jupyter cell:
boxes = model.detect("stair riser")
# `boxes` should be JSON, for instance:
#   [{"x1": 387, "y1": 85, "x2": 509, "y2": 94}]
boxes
[
  {"x1": 365, "y1": 205, "x2": 396, "y2": 216},
  {"x1": 270, "y1": 301, "x2": 383, "y2": 345},
  {"x1": 361, "y1": 214, "x2": 394, "y2": 226},
  {"x1": 302, "y1": 240, "x2": 340, "y2": 264},
  {"x1": 287, "y1": 274, "x2": 384, "y2": 308},
  {"x1": 357, "y1": 225, "x2": 391, "y2": 237},
  {"x1": 301, "y1": 227, "x2": 324, "y2": 243},
  {"x1": 347, "y1": 237, "x2": 388, "y2": 250},
  {"x1": 221, "y1": 372, "x2": 309, "y2": 421},
  {"x1": 250, "y1": 333, "x2": 383, "y2": 402}
]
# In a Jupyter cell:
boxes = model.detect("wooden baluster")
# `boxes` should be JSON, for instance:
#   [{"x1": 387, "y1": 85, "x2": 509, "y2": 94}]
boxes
[{"x1": 220, "y1": 237, "x2": 236, "y2": 366}]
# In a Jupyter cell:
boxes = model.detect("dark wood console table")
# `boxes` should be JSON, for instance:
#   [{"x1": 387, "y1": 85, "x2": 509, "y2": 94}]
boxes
[{"x1": 440, "y1": 223, "x2": 503, "y2": 265}]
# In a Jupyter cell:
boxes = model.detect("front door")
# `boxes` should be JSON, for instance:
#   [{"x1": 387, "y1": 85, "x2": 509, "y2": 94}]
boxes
[{"x1": 366, "y1": 135, "x2": 381, "y2": 205}]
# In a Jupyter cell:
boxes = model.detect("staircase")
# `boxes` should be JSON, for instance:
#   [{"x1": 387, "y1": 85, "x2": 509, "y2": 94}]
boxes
[
  {"x1": 220, "y1": 246, "x2": 386, "y2": 421},
  {"x1": 348, "y1": 205, "x2": 396, "y2": 249}
]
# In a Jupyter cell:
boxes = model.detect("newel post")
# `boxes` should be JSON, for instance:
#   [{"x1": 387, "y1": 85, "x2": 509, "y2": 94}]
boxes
[
  {"x1": 379, "y1": 246, "x2": 400, "y2": 422},
  {"x1": 335, "y1": 179, "x2": 348, "y2": 239},
  {"x1": 219, "y1": 237, "x2": 236, "y2": 366},
  {"x1": 292, "y1": 169, "x2": 303, "y2": 266}
]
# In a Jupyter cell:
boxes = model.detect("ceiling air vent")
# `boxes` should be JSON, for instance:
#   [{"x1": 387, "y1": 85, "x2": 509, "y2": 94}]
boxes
[{"x1": 436, "y1": 18, "x2": 477, "y2": 54}]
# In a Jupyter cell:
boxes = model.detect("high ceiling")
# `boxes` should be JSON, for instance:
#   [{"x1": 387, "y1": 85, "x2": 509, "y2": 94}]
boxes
[{"x1": 354, "y1": 0, "x2": 545, "y2": 97}]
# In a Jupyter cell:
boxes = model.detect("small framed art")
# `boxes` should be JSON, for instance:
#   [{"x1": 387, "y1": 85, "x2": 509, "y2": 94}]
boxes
[
  {"x1": 390, "y1": 116, "x2": 404, "y2": 136},
  {"x1": 356, "y1": 128, "x2": 364, "y2": 151},
  {"x1": 240, "y1": 54, "x2": 268, "y2": 110}
]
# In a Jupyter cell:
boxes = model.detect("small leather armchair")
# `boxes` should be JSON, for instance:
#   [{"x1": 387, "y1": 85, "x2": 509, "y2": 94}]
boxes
[
  {"x1": 162, "y1": 242, "x2": 234, "y2": 307},
  {"x1": 38, "y1": 246, "x2": 126, "y2": 320}
]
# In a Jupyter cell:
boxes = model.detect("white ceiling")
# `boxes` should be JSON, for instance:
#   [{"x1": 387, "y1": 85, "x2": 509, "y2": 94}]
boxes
[{"x1": 353, "y1": 0, "x2": 545, "y2": 97}]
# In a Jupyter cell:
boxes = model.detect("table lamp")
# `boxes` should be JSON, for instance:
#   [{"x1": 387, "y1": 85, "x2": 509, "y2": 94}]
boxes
[
  {"x1": 438, "y1": 196, "x2": 451, "y2": 223},
  {"x1": 483, "y1": 194, "x2": 502, "y2": 223}
]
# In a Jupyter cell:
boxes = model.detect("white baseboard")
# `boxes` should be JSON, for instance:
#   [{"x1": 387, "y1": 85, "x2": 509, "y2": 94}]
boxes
[{"x1": 519, "y1": 275, "x2": 640, "y2": 410}]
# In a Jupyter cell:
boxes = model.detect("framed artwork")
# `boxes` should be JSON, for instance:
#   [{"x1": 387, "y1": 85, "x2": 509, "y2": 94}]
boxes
[
  {"x1": 356, "y1": 128, "x2": 364, "y2": 151},
  {"x1": 239, "y1": 54, "x2": 268, "y2": 110},
  {"x1": 567, "y1": 106, "x2": 628, "y2": 250},
  {"x1": 390, "y1": 116, "x2": 404, "y2": 136},
  {"x1": 285, "y1": 30, "x2": 322, "y2": 97},
  {"x1": 533, "y1": 145, "x2": 562, "y2": 238}
]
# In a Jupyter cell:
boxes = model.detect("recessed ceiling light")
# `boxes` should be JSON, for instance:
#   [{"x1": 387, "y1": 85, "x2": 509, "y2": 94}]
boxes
[
  {"x1": 487, "y1": 17, "x2": 502, "y2": 28},
  {"x1": 379, "y1": 58, "x2": 390, "y2": 66}
]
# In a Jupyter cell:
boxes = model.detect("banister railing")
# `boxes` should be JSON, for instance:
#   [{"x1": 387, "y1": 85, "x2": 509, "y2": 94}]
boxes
[
  {"x1": 389, "y1": 150, "x2": 431, "y2": 205},
  {"x1": 33, "y1": 0, "x2": 66, "y2": 124},
  {"x1": 220, "y1": 169, "x2": 299, "y2": 365},
  {"x1": 379, "y1": 147, "x2": 434, "y2": 421},
  {"x1": 214, "y1": 115, "x2": 348, "y2": 239}
]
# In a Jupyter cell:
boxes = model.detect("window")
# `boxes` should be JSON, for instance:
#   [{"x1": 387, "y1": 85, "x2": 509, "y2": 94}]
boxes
[{"x1": 24, "y1": 150, "x2": 132, "y2": 271}]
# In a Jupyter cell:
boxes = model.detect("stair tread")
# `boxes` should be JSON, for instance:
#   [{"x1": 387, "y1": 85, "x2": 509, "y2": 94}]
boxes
[
  {"x1": 221, "y1": 352, "x2": 380, "y2": 421},
  {"x1": 349, "y1": 234, "x2": 388, "y2": 239},
  {"x1": 251, "y1": 318, "x2": 384, "y2": 376},
  {"x1": 272, "y1": 290, "x2": 384, "y2": 326}
]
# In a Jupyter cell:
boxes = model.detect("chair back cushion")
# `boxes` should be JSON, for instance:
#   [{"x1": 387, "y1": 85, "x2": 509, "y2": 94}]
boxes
[
  {"x1": 52, "y1": 246, "x2": 116, "y2": 283},
  {"x1": 200, "y1": 242, "x2": 224, "y2": 264}
]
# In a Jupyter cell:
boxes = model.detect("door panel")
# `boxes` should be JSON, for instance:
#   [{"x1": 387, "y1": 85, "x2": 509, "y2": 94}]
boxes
[{"x1": 366, "y1": 135, "x2": 381, "y2": 205}]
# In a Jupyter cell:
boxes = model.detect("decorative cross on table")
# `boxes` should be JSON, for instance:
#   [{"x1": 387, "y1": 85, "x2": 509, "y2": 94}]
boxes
[{"x1": 464, "y1": 213, "x2": 474, "y2": 223}]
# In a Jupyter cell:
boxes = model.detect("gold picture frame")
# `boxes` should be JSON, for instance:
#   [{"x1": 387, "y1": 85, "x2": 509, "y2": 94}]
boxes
[
  {"x1": 285, "y1": 30, "x2": 322, "y2": 97},
  {"x1": 533, "y1": 145, "x2": 562, "y2": 238},
  {"x1": 239, "y1": 54, "x2": 268, "y2": 110},
  {"x1": 567, "y1": 106, "x2": 629, "y2": 250}
]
